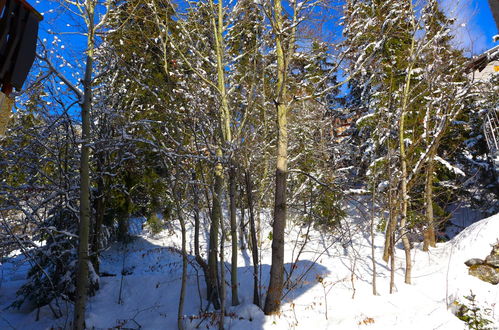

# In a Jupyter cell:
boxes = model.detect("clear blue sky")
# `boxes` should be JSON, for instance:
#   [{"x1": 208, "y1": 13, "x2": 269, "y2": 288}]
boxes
[
  {"x1": 441, "y1": 0, "x2": 497, "y2": 54},
  {"x1": 476, "y1": 0, "x2": 498, "y2": 40},
  {"x1": 475, "y1": 0, "x2": 498, "y2": 49}
]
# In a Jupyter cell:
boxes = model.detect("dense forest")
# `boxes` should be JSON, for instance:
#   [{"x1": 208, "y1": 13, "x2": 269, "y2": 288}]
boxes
[{"x1": 1, "y1": 0, "x2": 498, "y2": 329}]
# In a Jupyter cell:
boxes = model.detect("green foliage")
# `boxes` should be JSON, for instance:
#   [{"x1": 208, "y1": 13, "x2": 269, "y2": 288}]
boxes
[
  {"x1": 146, "y1": 213, "x2": 163, "y2": 235},
  {"x1": 12, "y1": 208, "x2": 99, "y2": 310},
  {"x1": 309, "y1": 188, "x2": 346, "y2": 231},
  {"x1": 407, "y1": 210, "x2": 425, "y2": 229},
  {"x1": 376, "y1": 218, "x2": 387, "y2": 233},
  {"x1": 455, "y1": 291, "x2": 493, "y2": 330}
]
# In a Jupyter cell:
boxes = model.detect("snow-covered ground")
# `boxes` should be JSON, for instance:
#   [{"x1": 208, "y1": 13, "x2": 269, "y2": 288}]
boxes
[{"x1": 1, "y1": 207, "x2": 498, "y2": 329}]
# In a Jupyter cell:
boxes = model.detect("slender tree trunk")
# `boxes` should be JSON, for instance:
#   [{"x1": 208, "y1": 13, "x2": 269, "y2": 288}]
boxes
[
  {"x1": 423, "y1": 153, "x2": 436, "y2": 251},
  {"x1": 91, "y1": 172, "x2": 105, "y2": 275},
  {"x1": 264, "y1": 0, "x2": 289, "y2": 315},
  {"x1": 208, "y1": 148, "x2": 222, "y2": 310},
  {"x1": 399, "y1": 76, "x2": 414, "y2": 286},
  {"x1": 388, "y1": 163, "x2": 396, "y2": 293},
  {"x1": 383, "y1": 214, "x2": 395, "y2": 263},
  {"x1": 175, "y1": 190, "x2": 187, "y2": 330},
  {"x1": 192, "y1": 171, "x2": 208, "y2": 269},
  {"x1": 389, "y1": 231, "x2": 396, "y2": 294},
  {"x1": 239, "y1": 187, "x2": 247, "y2": 250},
  {"x1": 194, "y1": 171, "x2": 201, "y2": 258},
  {"x1": 74, "y1": 4, "x2": 95, "y2": 328},
  {"x1": 118, "y1": 175, "x2": 132, "y2": 242},
  {"x1": 399, "y1": 115, "x2": 412, "y2": 285},
  {"x1": 229, "y1": 164, "x2": 239, "y2": 306},
  {"x1": 219, "y1": 213, "x2": 226, "y2": 330},
  {"x1": 209, "y1": 0, "x2": 232, "y2": 312},
  {"x1": 370, "y1": 180, "x2": 377, "y2": 295},
  {"x1": 383, "y1": 157, "x2": 397, "y2": 264},
  {"x1": 245, "y1": 170, "x2": 260, "y2": 307},
  {"x1": 397, "y1": 17, "x2": 417, "y2": 284},
  {"x1": 192, "y1": 170, "x2": 211, "y2": 313}
]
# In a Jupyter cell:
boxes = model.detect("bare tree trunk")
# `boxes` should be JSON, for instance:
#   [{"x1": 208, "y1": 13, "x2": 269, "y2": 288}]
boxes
[
  {"x1": 423, "y1": 153, "x2": 436, "y2": 251},
  {"x1": 74, "y1": 3, "x2": 95, "y2": 327},
  {"x1": 239, "y1": 187, "x2": 247, "y2": 250},
  {"x1": 91, "y1": 173, "x2": 105, "y2": 275},
  {"x1": 175, "y1": 189, "x2": 187, "y2": 330},
  {"x1": 397, "y1": 18, "x2": 417, "y2": 285},
  {"x1": 245, "y1": 170, "x2": 260, "y2": 307},
  {"x1": 118, "y1": 175, "x2": 132, "y2": 242},
  {"x1": 191, "y1": 170, "x2": 212, "y2": 314},
  {"x1": 370, "y1": 181, "x2": 377, "y2": 295},
  {"x1": 387, "y1": 147, "x2": 397, "y2": 294},
  {"x1": 399, "y1": 117, "x2": 412, "y2": 285},
  {"x1": 208, "y1": 148, "x2": 222, "y2": 310},
  {"x1": 264, "y1": 0, "x2": 288, "y2": 315},
  {"x1": 383, "y1": 156, "x2": 397, "y2": 264},
  {"x1": 388, "y1": 166, "x2": 396, "y2": 293},
  {"x1": 229, "y1": 164, "x2": 239, "y2": 306},
  {"x1": 192, "y1": 171, "x2": 208, "y2": 270},
  {"x1": 209, "y1": 0, "x2": 232, "y2": 312},
  {"x1": 219, "y1": 209, "x2": 226, "y2": 330},
  {"x1": 389, "y1": 232, "x2": 396, "y2": 294}
]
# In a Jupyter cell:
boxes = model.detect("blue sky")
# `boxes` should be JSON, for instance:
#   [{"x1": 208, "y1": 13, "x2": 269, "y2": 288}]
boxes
[
  {"x1": 24, "y1": 0, "x2": 497, "y2": 118},
  {"x1": 33, "y1": 0, "x2": 498, "y2": 57},
  {"x1": 441, "y1": 0, "x2": 497, "y2": 55}
]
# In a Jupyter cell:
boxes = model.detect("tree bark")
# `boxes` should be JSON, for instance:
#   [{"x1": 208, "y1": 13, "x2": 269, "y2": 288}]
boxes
[
  {"x1": 370, "y1": 180, "x2": 377, "y2": 295},
  {"x1": 229, "y1": 164, "x2": 239, "y2": 306},
  {"x1": 264, "y1": 0, "x2": 289, "y2": 315},
  {"x1": 219, "y1": 211, "x2": 226, "y2": 330},
  {"x1": 192, "y1": 171, "x2": 208, "y2": 270},
  {"x1": 73, "y1": 3, "x2": 95, "y2": 328},
  {"x1": 174, "y1": 190, "x2": 187, "y2": 330},
  {"x1": 245, "y1": 170, "x2": 260, "y2": 307},
  {"x1": 423, "y1": 153, "x2": 436, "y2": 251},
  {"x1": 208, "y1": 148, "x2": 222, "y2": 310},
  {"x1": 398, "y1": 68, "x2": 414, "y2": 286},
  {"x1": 91, "y1": 172, "x2": 105, "y2": 275},
  {"x1": 239, "y1": 187, "x2": 247, "y2": 250}
]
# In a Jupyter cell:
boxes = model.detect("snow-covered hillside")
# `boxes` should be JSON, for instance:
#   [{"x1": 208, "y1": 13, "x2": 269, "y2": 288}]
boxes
[{"x1": 1, "y1": 210, "x2": 498, "y2": 329}]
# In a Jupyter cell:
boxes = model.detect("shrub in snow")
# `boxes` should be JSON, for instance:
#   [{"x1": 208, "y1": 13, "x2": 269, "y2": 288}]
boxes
[
  {"x1": 146, "y1": 213, "x2": 163, "y2": 234},
  {"x1": 455, "y1": 291, "x2": 494, "y2": 330},
  {"x1": 11, "y1": 207, "x2": 99, "y2": 314}
]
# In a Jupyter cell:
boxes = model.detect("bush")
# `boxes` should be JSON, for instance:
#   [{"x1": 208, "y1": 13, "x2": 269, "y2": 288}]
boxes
[
  {"x1": 146, "y1": 213, "x2": 163, "y2": 234},
  {"x1": 455, "y1": 291, "x2": 493, "y2": 330},
  {"x1": 12, "y1": 207, "x2": 99, "y2": 314}
]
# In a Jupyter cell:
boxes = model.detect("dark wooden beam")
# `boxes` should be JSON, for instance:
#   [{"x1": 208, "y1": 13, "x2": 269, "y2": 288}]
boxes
[{"x1": 489, "y1": 0, "x2": 499, "y2": 32}]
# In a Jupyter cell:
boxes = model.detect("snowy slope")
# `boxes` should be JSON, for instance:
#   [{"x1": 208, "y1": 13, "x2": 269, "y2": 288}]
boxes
[{"x1": 1, "y1": 210, "x2": 498, "y2": 329}]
